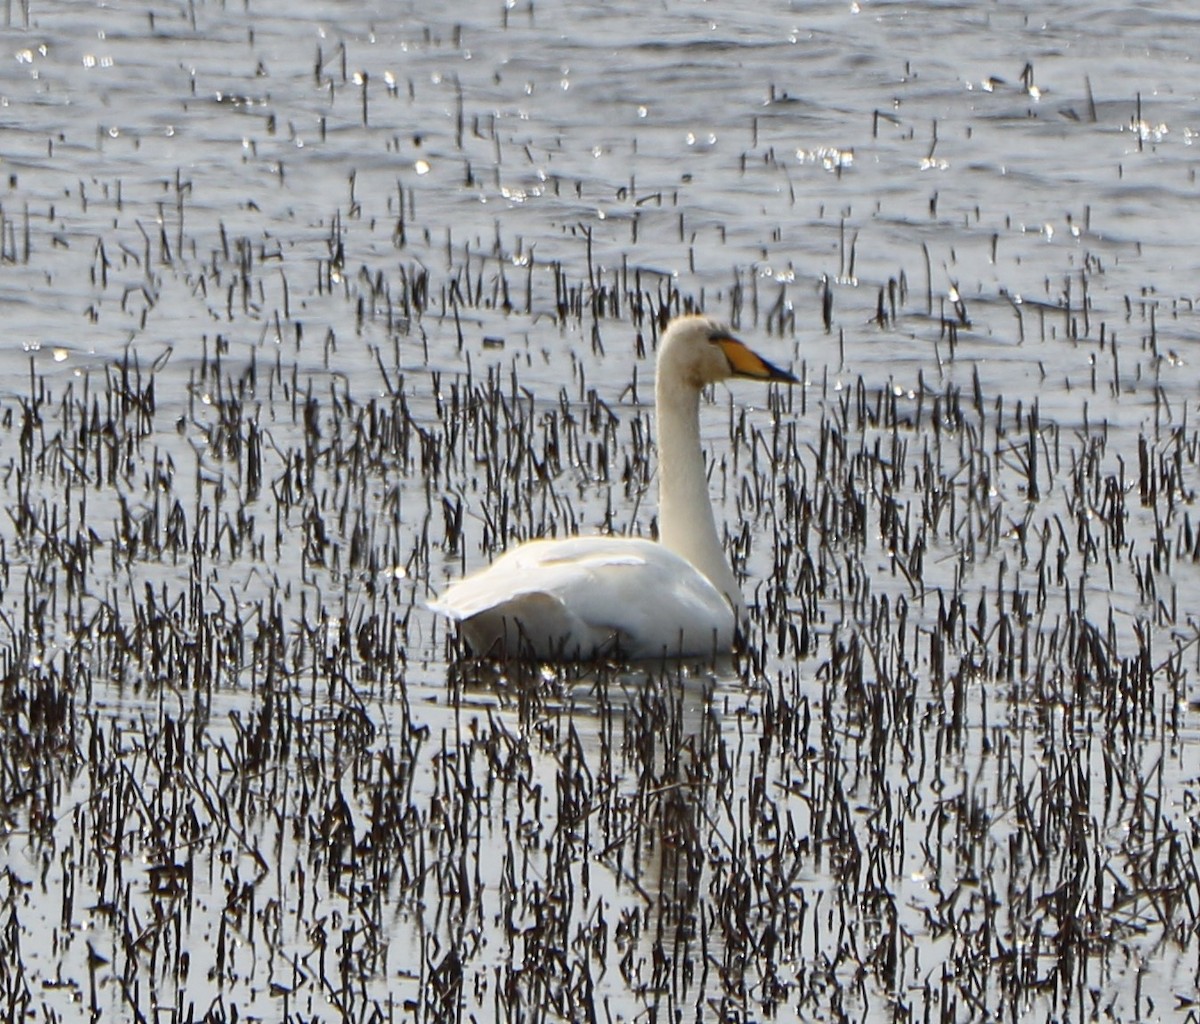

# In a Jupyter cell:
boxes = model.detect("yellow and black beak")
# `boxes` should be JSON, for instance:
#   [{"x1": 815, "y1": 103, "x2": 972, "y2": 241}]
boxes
[{"x1": 716, "y1": 336, "x2": 799, "y2": 384}]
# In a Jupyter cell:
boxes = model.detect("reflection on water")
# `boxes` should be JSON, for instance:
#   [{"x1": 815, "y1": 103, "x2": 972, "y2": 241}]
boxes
[{"x1": 1, "y1": 0, "x2": 1200, "y2": 1020}]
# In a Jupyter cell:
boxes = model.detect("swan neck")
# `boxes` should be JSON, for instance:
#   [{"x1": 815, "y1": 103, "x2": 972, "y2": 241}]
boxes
[{"x1": 656, "y1": 377, "x2": 742, "y2": 610}]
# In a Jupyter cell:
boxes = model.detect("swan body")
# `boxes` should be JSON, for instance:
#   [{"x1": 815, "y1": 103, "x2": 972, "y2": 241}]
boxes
[
  {"x1": 430, "y1": 314, "x2": 797, "y2": 660},
  {"x1": 431, "y1": 536, "x2": 735, "y2": 659}
]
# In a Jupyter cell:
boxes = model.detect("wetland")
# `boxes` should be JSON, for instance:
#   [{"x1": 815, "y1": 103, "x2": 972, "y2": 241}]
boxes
[{"x1": 2, "y1": 1, "x2": 1200, "y2": 1021}]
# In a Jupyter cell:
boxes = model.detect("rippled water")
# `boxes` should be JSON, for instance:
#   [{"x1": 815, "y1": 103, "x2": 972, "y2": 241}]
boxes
[{"x1": 3, "y1": 1, "x2": 1200, "y2": 1021}]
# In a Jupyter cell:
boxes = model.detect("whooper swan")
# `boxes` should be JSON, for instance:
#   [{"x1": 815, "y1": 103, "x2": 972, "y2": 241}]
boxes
[{"x1": 430, "y1": 314, "x2": 797, "y2": 659}]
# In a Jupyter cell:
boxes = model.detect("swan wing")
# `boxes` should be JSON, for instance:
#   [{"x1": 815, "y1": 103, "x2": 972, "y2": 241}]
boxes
[{"x1": 430, "y1": 537, "x2": 735, "y2": 659}]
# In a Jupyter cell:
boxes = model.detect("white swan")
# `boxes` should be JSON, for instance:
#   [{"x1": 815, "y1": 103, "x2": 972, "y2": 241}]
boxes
[{"x1": 429, "y1": 314, "x2": 797, "y2": 660}]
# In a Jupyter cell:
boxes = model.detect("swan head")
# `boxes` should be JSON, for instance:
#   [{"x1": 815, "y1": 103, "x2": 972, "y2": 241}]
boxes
[{"x1": 657, "y1": 314, "x2": 798, "y2": 390}]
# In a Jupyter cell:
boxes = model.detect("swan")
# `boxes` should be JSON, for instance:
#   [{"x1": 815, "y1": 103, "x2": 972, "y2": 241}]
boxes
[{"x1": 429, "y1": 314, "x2": 797, "y2": 660}]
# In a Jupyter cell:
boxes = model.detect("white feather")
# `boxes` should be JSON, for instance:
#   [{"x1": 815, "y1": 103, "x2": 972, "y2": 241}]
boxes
[{"x1": 429, "y1": 536, "x2": 734, "y2": 659}]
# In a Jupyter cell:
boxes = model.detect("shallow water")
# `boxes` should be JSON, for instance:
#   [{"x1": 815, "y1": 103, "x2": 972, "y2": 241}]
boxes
[{"x1": 2, "y1": 1, "x2": 1200, "y2": 1021}]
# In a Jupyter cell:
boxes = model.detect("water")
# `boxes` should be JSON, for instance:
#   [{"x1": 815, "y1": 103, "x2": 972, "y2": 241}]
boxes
[{"x1": 2, "y1": 1, "x2": 1200, "y2": 1020}]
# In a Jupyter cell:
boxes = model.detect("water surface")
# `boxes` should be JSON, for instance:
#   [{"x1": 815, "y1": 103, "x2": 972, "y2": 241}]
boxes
[{"x1": 2, "y1": 1, "x2": 1200, "y2": 1021}]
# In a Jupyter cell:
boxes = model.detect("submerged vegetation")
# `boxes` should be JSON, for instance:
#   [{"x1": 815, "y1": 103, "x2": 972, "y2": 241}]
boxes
[{"x1": 2, "y1": 2, "x2": 1200, "y2": 1022}]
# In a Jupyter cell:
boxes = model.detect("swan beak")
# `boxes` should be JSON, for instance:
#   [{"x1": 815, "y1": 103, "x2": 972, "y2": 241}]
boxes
[{"x1": 717, "y1": 337, "x2": 799, "y2": 384}]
